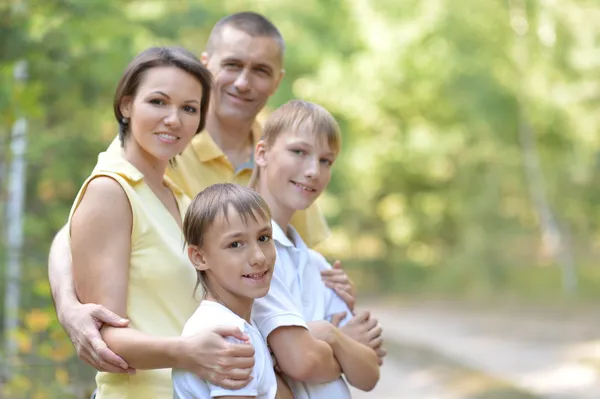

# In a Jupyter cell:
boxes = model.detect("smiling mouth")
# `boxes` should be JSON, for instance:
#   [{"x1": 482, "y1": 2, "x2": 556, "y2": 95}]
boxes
[
  {"x1": 155, "y1": 132, "x2": 179, "y2": 141},
  {"x1": 242, "y1": 270, "x2": 268, "y2": 280},
  {"x1": 227, "y1": 93, "x2": 253, "y2": 103},
  {"x1": 291, "y1": 181, "x2": 316, "y2": 192}
]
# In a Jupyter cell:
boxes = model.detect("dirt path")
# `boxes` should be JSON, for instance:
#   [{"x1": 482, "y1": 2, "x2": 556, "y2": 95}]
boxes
[{"x1": 349, "y1": 301, "x2": 600, "y2": 399}]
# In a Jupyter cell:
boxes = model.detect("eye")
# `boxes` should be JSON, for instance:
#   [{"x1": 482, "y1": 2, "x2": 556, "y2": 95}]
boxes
[
  {"x1": 254, "y1": 68, "x2": 271, "y2": 76},
  {"x1": 224, "y1": 62, "x2": 242, "y2": 69},
  {"x1": 183, "y1": 105, "x2": 198, "y2": 113},
  {"x1": 320, "y1": 158, "x2": 333, "y2": 166},
  {"x1": 258, "y1": 235, "x2": 271, "y2": 243},
  {"x1": 291, "y1": 149, "x2": 306, "y2": 156},
  {"x1": 228, "y1": 241, "x2": 242, "y2": 249},
  {"x1": 149, "y1": 99, "x2": 165, "y2": 105}
]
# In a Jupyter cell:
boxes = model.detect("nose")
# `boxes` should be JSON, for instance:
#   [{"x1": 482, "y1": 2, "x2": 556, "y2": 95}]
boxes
[
  {"x1": 163, "y1": 107, "x2": 182, "y2": 128},
  {"x1": 304, "y1": 157, "x2": 321, "y2": 179},
  {"x1": 249, "y1": 243, "x2": 266, "y2": 267},
  {"x1": 233, "y1": 70, "x2": 250, "y2": 93}
]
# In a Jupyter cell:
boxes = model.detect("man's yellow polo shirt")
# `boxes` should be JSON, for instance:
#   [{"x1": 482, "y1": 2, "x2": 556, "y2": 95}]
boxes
[{"x1": 105, "y1": 126, "x2": 331, "y2": 248}]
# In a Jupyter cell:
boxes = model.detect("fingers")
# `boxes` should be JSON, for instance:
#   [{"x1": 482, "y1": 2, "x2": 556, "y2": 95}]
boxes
[
  {"x1": 332, "y1": 286, "x2": 356, "y2": 310},
  {"x1": 213, "y1": 325, "x2": 250, "y2": 343},
  {"x1": 90, "y1": 336, "x2": 130, "y2": 371},
  {"x1": 226, "y1": 342, "x2": 255, "y2": 359},
  {"x1": 376, "y1": 347, "x2": 388, "y2": 365},
  {"x1": 221, "y1": 366, "x2": 253, "y2": 381},
  {"x1": 351, "y1": 310, "x2": 370, "y2": 323},
  {"x1": 367, "y1": 324, "x2": 383, "y2": 341},
  {"x1": 217, "y1": 376, "x2": 254, "y2": 390},
  {"x1": 80, "y1": 347, "x2": 130, "y2": 373},
  {"x1": 369, "y1": 336, "x2": 384, "y2": 350},
  {"x1": 91, "y1": 305, "x2": 129, "y2": 327},
  {"x1": 333, "y1": 260, "x2": 343, "y2": 269},
  {"x1": 330, "y1": 311, "x2": 347, "y2": 327},
  {"x1": 320, "y1": 268, "x2": 345, "y2": 278}
]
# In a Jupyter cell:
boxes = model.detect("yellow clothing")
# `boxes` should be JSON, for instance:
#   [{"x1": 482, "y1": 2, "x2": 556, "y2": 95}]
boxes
[
  {"x1": 106, "y1": 123, "x2": 331, "y2": 247},
  {"x1": 68, "y1": 153, "x2": 197, "y2": 399}
]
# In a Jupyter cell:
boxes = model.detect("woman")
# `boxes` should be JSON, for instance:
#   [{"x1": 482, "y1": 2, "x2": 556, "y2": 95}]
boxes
[{"x1": 69, "y1": 47, "x2": 251, "y2": 398}]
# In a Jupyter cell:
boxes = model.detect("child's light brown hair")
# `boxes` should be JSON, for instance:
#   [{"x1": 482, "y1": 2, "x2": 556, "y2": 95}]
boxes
[
  {"x1": 182, "y1": 183, "x2": 272, "y2": 298},
  {"x1": 249, "y1": 99, "x2": 342, "y2": 188}
]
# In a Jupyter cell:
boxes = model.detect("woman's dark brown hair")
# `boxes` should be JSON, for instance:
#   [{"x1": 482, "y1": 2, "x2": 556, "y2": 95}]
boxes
[{"x1": 113, "y1": 46, "x2": 212, "y2": 145}]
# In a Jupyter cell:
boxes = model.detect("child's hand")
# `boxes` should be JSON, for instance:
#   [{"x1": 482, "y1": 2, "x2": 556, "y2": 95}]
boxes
[
  {"x1": 181, "y1": 325, "x2": 255, "y2": 389},
  {"x1": 340, "y1": 310, "x2": 386, "y2": 365}
]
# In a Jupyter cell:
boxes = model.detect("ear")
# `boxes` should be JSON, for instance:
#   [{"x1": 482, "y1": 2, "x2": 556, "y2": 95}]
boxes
[
  {"x1": 187, "y1": 245, "x2": 209, "y2": 272},
  {"x1": 200, "y1": 52, "x2": 209, "y2": 68},
  {"x1": 255, "y1": 139, "x2": 268, "y2": 168},
  {"x1": 270, "y1": 68, "x2": 285, "y2": 96},
  {"x1": 120, "y1": 96, "x2": 133, "y2": 119}
]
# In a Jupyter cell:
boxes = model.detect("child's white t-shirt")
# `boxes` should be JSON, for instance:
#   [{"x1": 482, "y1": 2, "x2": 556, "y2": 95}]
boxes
[
  {"x1": 172, "y1": 300, "x2": 277, "y2": 399},
  {"x1": 252, "y1": 221, "x2": 353, "y2": 399}
]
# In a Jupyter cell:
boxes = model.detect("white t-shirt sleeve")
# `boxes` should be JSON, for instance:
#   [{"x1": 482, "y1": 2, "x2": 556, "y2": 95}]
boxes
[
  {"x1": 172, "y1": 369, "x2": 208, "y2": 399},
  {"x1": 252, "y1": 260, "x2": 308, "y2": 338},
  {"x1": 174, "y1": 302, "x2": 258, "y2": 398},
  {"x1": 310, "y1": 249, "x2": 353, "y2": 327},
  {"x1": 173, "y1": 336, "x2": 259, "y2": 398}
]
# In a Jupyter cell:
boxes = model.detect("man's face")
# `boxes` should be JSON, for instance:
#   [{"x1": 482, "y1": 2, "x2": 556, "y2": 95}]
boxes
[{"x1": 203, "y1": 26, "x2": 284, "y2": 125}]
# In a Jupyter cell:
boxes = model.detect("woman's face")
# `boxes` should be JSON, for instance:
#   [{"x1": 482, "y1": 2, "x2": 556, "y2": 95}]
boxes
[{"x1": 121, "y1": 66, "x2": 204, "y2": 161}]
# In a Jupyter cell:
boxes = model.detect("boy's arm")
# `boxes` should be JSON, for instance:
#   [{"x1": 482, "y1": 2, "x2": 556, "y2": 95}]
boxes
[
  {"x1": 252, "y1": 271, "x2": 341, "y2": 384},
  {"x1": 309, "y1": 319, "x2": 380, "y2": 392}
]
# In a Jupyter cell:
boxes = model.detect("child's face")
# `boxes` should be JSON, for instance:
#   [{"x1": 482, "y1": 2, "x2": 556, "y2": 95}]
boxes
[
  {"x1": 190, "y1": 205, "x2": 276, "y2": 301},
  {"x1": 258, "y1": 127, "x2": 337, "y2": 215}
]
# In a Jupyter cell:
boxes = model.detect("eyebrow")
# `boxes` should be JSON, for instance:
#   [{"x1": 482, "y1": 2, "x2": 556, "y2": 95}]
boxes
[
  {"x1": 149, "y1": 91, "x2": 200, "y2": 105},
  {"x1": 289, "y1": 139, "x2": 335, "y2": 157},
  {"x1": 221, "y1": 57, "x2": 274, "y2": 73},
  {"x1": 222, "y1": 231, "x2": 245, "y2": 240}
]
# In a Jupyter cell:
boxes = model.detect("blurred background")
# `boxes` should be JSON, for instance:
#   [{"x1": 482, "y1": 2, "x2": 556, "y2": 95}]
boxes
[{"x1": 2, "y1": 0, "x2": 600, "y2": 398}]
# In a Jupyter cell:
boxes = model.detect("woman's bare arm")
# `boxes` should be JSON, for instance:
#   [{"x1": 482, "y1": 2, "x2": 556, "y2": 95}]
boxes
[{"x1": 70, "y1": 177, "x2": 254, "y2": 382}]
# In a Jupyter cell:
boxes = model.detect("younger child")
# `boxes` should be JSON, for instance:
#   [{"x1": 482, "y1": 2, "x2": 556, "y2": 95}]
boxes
[{"x1": 172, "y1": 183, "x2": 286, "y2": 399}]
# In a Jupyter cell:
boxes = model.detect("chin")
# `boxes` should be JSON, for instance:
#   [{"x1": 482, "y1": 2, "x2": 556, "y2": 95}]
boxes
[
  {"x1": 253, "y1": 287, "x2": 271, "y2": 299},
  {"x1": 289, "y1": 198, "x2": 315, "y2": 212}
]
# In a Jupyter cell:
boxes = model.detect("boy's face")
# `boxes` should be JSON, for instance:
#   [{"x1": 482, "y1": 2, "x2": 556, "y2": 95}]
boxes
[
  {"x1": 257, "y1": 128, "x2": 337, "y2": 217},
  {"x1": 188, "y1": 205, "x2": 276, "y2": 303}
]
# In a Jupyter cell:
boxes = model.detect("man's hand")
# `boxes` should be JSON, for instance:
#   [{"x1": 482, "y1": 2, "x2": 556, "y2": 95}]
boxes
[
  {"x1": 340, "y1": 310, "x2": 387, "y2": 365},
  {"x1": 321, "y1": 260, "x2": 356, "y2": 311},
  {"x1": 181, "y1": 325, "x2": 256, "y2": 390},
  {"x1": 60, "y1": 302, "x2": 133, "y2": 373}
]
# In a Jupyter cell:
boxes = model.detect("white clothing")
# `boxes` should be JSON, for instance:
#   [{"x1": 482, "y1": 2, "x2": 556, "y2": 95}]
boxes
[
  {"x1": 172, "y1": 301, "x2": 277, "y2": 399},
  {"x1": 253, "y1": 221, "x2": 353, "y2": 399}
]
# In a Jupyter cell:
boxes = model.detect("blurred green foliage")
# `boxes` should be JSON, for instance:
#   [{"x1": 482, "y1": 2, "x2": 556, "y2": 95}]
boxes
[{"x1": 1, "y1": 0, "x2": 600, "y2": 396}]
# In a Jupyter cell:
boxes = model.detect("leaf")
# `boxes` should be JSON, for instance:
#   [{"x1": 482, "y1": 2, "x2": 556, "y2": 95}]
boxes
[{"x1": 24, "y1": 308, "x2": 51, "y2": 333}]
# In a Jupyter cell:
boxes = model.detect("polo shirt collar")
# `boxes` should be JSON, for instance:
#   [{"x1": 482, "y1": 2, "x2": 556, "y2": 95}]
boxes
[
  {"x1": 191, "y1": 120, "x2": 263, "y2": 163},
  {"x1": 272, "y1": 220, "x2": 307, "y2": 250}
]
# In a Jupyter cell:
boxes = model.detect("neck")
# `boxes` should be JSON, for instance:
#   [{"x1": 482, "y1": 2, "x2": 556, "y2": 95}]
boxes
[
  {"x1": 123, "y1": 137, "x2": 167, "y2": 188},
  {"x1": 256, "y1": 176, "x2": 294, "y2": 233},
  {"x1": 204, "y1": 278, "x2": 253, "y2": 323},
  {"x1": 205, "y1": 109, "x2": 255, "y2": 168}
]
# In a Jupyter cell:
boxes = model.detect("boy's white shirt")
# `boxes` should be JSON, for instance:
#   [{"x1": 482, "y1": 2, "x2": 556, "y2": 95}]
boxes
[
  {"x1": 172, "y1": 300, "x2": 277, "y2": 399},
  {"x1": 252, "y1": 221, "x2": 353, "y2": 399}
]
